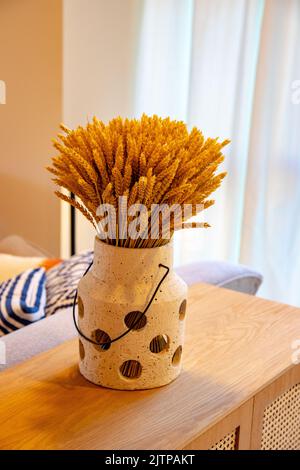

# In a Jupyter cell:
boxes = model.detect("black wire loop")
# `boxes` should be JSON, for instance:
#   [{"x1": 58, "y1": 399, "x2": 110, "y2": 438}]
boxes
[{"x1": 72, "y1": 261, "x2": 170, "y2": 347}]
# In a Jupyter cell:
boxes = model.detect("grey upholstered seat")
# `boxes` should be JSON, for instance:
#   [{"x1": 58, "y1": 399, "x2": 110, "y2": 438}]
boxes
[
  {"x1": 0, "y1": 260, "x2": 262, "y2": 371},
  {"x1": 176, "y1": 260, "x2": 262, "y2": 295}
]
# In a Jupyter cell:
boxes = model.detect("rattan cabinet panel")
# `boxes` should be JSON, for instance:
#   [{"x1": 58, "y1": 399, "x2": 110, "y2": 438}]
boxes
[{"x1": 210, "y1": 429, "x2": 238, "y2": 450}]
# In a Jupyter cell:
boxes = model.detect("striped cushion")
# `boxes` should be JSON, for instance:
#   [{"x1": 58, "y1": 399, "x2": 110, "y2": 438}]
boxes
[
  {"x1": 0, "y1": 267, "x2": 47, "y2": 336},
  {"x1": 45, "y1": 251, "x2": 93, "y2": 317}
]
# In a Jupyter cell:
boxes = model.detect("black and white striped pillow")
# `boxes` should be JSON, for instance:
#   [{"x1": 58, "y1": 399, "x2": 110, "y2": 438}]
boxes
[
  {"x1": 45, "y1": 251, "x2": 93, "y2": 317},
  {"x1": 0, "y1": 267, "x2": 47, "y2": 336}
]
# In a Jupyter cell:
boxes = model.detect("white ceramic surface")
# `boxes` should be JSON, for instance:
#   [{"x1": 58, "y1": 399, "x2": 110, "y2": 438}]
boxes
[{"x1": 78, "y1": 237, "x2": 188, "y2": 390}]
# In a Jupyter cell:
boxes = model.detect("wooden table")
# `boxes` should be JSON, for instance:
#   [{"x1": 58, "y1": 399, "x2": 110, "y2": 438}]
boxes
[{"x1": 1, "y1": 283, "x2": 300, "y2": 450}]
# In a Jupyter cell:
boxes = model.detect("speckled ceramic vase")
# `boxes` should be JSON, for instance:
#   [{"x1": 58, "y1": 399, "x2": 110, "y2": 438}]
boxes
[{"x1": 77, "y1": 237, "x2": 188, "y2": 390}]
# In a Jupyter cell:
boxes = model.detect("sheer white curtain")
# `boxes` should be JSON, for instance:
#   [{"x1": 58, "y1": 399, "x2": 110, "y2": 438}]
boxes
[
  {"x1": 135, "y1": 0, "x2": 300, "y2": 305},
  {"x1": 240, "y1": 0, "x2": 300, "y2": 305}
]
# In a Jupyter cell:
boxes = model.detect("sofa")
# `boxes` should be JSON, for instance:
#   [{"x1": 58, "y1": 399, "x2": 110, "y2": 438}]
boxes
[{"x1": 0, "y1": 235, "x2": 263, "y2": 371}]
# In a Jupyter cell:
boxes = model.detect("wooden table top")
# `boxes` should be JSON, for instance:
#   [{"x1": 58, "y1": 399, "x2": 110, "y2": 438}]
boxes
[{"x1": 1, "y1": 283, "x2": 300, "y2": 450}]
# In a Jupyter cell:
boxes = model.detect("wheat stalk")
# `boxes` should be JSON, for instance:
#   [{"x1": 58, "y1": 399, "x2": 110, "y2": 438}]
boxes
[{"x1": 48, "y1": 115, "x2": 229, "y2": 247}]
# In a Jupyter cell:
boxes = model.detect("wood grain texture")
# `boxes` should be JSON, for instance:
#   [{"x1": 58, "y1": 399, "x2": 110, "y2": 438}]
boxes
[{"x1": 0, "y1": 283, "x2": 300, "y2": 450}]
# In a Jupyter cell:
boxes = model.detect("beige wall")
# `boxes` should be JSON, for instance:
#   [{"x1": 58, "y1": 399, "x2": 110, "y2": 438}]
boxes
[
  {"x1": 0, "y1": 0, "x2": 62, "y2": 255},
  {"x1": 63, "y1": 0, "x2": 141, "y2": 254}
]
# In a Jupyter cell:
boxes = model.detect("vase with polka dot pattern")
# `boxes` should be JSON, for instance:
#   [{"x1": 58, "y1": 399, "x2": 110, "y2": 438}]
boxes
[{"x1": 77, "y1": 236, "x2": 187, "y2": 390}]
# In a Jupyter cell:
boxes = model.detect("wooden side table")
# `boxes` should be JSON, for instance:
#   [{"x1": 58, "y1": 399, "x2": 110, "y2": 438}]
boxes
[{"x1": 0, "y1": 283, "x2": 300, "y2": 450}]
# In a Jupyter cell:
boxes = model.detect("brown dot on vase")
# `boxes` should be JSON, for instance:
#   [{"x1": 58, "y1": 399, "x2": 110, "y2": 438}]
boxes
[
  {"x1": 150, "y1": 334, "x2": 170, "y2": 353},
  {"x1": 124, "y1": 311, "x2": 147, "y2": 330},
  {"x1": 179, "y1": 299, "x2": 187, "y2": 320},
  {"x1": 92, "y1": 329, "x2": 111, "y2": 351},
  {"x1": 172, "y1": 346, "x2": 182, "y2": 366},
  {"x1": 79, "y1": 339, "x2": 85, "y2": 361},
  {"x1": 120, "y1": 360, "x2": 142, "y2": 379},
  {"x1": 78, "y1": 296, "x2": 84, "y2": 318}
]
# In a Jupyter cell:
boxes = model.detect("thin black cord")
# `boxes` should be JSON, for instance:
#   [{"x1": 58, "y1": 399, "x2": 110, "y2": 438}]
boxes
[
  {"x1": 70, "y1": 193, "x2": 76, "y2": 256},
  {"x1": 72, "y1": 262, "x2": 170, "y2": 347}
]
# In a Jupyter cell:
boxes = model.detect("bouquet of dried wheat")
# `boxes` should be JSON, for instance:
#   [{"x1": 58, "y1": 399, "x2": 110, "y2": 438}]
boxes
[{"x1": 47, "y1": 114, "x2": 229, "y2": 248}]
